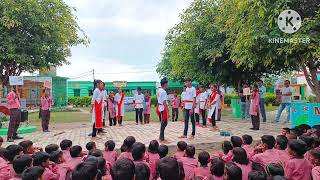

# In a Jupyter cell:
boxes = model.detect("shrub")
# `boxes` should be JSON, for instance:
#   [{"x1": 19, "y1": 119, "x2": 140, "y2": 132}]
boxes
[
  {"x1": 309, "y1": 96, "x2": 316, "y2": 103},
  {"x1": 68, "y1": 96, "x2": 91, "y2": 106},
  {"x1": 224, "y1": 94, "x2": 239, "y2": 105},
  {"x1": 151, "y1": 96, "x2": 157, "y2": 107},
  {"x1": 264, "y1": 93, "x2": 276, "y2": 106}
]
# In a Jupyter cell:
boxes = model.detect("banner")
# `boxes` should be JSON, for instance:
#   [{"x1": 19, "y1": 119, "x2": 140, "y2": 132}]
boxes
[
  {"x1": 113, "y1": 81, "x2": 127, "y2": 88},
  {"x1": 291, "y1": 102, "x2": 320, "y2": 128},
  {"x1": 9, "y1": 76, "x2": 24, "y2": 85},
  {"x1": 124, "y1": 96, "x2": 135, "y2": 112}
]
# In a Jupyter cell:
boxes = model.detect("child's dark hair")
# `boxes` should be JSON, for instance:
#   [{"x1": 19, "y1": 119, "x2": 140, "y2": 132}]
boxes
[
  {"x1": 272, "y1": 176, "x2": 287, "y2": 180},
  {"x1": 18, "y1": 140, "x2": 33, "y2": 154},
  {"x1": 158, "y1": 145, "x2": 169, "y2": 159},
  {"x1": 185, "y1": 145, "x2": 196, "y2": 158},
  {"x1": 12, "y1": 155, "x2": 33, "y2": 174},
  {"x1": 298, "y1": 124, "x2": 311, "y2": 133},
  {"x1": 72, "y1": 162, "x2": 99, "y2": 180},
  {"x1": 276, "y1": 135, "x2": 288, "y2": 150},
  {"x1": 157, "y1": 157, "x2": 185, "y2": 180},
  {"x1": 288, "y1": 139, "x2": 308, "y2": 157},
  {"x1": 177, "y1": 141, "x2": 187, "y2": 151},
  {"x1": 86, "y1": 141, "x2": 96, "y2": 151},
  {"x1": 135, "y1": 163, "x2": 150, "y2": 180},
  {"x1": 312, "y1": 125, "x2": 320, "y2": 130},
  {"x1": 132, "y1": 142, "x2": 146, "y2": 161},
  {"x1": 4, "y1": 144, "x2": 23, "y2": 162},
  {"x1": 148, "y1": 140, "x2": 159, "y2": 154},
  {"x1": 97, "y1": 157, "x2": 107, "y2": 179},
  {"x1": 225, "y1": 162, "x2": 242, "y2": 180},
  {"x1": 111, "y1": 158, "x2": 135, "y2": 180},
  {"x1": 266, "y1": 163, "x2": 284, "y2": 177},
  {"x1": 231, "y1": 136, "x2": 243, "y2": 147},
  {"x1": 45, "y1": 144, "x2": 59, "y2": 154},
  {"x1": 70, "y1": 145, "x2": 82, "y2": 158},
  {"x1": 210, "y1": 157, "x2": 225, "y2": 177},
  {"x1": 105, "y1": 140, "x2": 116, "y2": 151},
  {"x1": 232, "y1": 147, "x2": 249, "y2": 165},
  {"x1": 0, "y1": 136, "x2": 3, "y2": 143},
  {"x1": 222, "y1": 141, "x2": 233, "y2": 155},
  {"x1": 198, "y1": 151, "x2": 210, "y2": 167},
  {"x1": 121, "y1": 136, "x2": 136, "y2": 152},
  {"x1": 261, "y1": 135, "x2": 276, "y2": 149},
  {"x1": 290, "y1": 127, "x2": 303, "y2": 137},
  {"x1": 248, "y1": 170, "x2": 267, "y2": 180},
  {"x1": 89, "y1": 149, "x2": 103, "y2": 157},
  {"x1": 21, "y1": 166, "x2": 44, "y2": 180},
  {"x1": 60, "y1": 139, "x2": 72, "y2": 150},
  {"x1": 32, "y1": 152, "x2": 50, "y2": 167},
  {"x1": 299, "y1": 135, "x2": 314, "y2": 150},
  {"x1": 282, "y1": 128, "x2": 290, "y2": 134},
  {"x1": 50, "y1": 150, "x2": 63, "y2": 163},
  {"x1": 311, "y1": 148, "x2": 320, "y2": 161},
  {"x1": 242, "y1": 134, "x2": 253, "y2": 145}
]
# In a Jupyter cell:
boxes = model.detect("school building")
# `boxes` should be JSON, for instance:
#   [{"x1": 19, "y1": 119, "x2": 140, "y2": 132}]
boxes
[{"x1": 67, "y1": 81, "x2": 189, "y2": 97}]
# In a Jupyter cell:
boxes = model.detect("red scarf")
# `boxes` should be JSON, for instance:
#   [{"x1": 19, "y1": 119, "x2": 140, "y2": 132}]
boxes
[
  {"x1": 94, "y1": 99, "x2": 103, "y2": 128},
  {"x1": 210, "y1": 91, "x2": 218, "y2": 104},
  {"x1": 116, "y1": 93, "x2": 125, "y2": 120}
]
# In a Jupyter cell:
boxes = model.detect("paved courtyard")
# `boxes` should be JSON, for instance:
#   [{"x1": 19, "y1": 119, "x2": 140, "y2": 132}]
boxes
[{"x1": 2, "y1": 115, "x2": 289, "y2": 153}]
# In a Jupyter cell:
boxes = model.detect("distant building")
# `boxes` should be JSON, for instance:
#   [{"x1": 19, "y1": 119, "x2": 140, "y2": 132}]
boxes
[{"x1": 296, "y1": 71, "x2": 320, "y2": 97}]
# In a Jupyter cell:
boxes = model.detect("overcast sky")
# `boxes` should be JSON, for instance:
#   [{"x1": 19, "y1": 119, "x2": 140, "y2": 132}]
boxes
[{"x1": 56, "y1": 0, "x2": 192, "y2": 82}]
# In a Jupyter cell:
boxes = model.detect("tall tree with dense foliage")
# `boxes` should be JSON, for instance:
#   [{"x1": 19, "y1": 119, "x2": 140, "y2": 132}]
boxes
[{"x1": 0, "y1": 0, "x2": 89, "y2": 87}]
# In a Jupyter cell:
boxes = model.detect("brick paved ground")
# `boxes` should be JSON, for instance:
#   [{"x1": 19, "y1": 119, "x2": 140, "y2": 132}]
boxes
[{"x1": 2, "y1": 112, "x2": 290, "y2": 154}]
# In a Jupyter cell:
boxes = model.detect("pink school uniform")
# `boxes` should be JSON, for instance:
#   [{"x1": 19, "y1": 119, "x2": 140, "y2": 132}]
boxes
[
  {"x1": 118, "y1": 152, "x2": 133, "y2": 161},
  {"x1": 174, "y1": 151, "x2": 185, "y2": 160},
  {"x1": 194, "y1": 166, "x2": 211, "y2": 178},
  {"x1": 312, "y1": 166, "x2": 320, "y2": 180},
  {"x1": 145, "y1": 152, "x2": 160, "y2": 179},
  {"x1": 285, "y1": 158, "x2": 312, "y2": 180},
  {"x1": 212, "y1": 175, "x2": 224, "y2": 180},
  {"x1": 62, "y1": 150, "x2": 72, "y2": 162},
  {"x1": 252, "y1": 149, "x2": 281, "y2": 168},
  {"x1": 56, "y1": 163, "x2": 71, "y2": 180},
  {"x1": 242, "y1": 145, "x2": 254, "y2": 160},
  {"x1": 277, "y1": 149, "x2": 291, "y2": 167},
  {"x1": 43, "y1": 167, "x2": 60, "y2": 180},
  {"x1": 221, "y1": 151, "x2": 233, "y2": 163},
  {"x1": 8, "y1": 164, "x2": 16, "y2": 179},
  {"x1": 67, "y1": 157, "x2": 83, "y2": 171},
  {"x1": 9, "y1": 177, "x2": 21, "y2": 180},
  {"x1": 235, "y1": 162, "x2": 252, "y2": 180},
  {"x1": 103, "y1": 150, "x2": 117, "y2": 166},
  {"x1": 304, "y1": 150, "x2": 314, "y2": 166},
  {"x1": 143, "y1": 96, "x2": 151, "y2": 115},
  {"x1": 0, "y1": 158, "x2": 11, "y2": 180},
  {"x1": 180, "y1": 157, "x2": 198, "y2": 180}
]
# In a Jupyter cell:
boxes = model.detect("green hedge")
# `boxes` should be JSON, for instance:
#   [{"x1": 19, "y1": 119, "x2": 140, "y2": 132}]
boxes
[
  {"x1": 223, "y1": 93, "x2": 276, "y2": 106},
  {"x1": 68, "y1": 96, "x2": 91, "y2": 106}
]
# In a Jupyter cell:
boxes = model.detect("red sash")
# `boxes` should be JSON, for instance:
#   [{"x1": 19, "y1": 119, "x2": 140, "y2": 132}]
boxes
[
  {"x1": 156, "y1": 103, "x2": 168, "y2": 122},
  {"x1": 116, "y1": 93, "x2": 125, "y2": 120},
  {"x1": 94, "y1": 99, "x2": 103, "y2": 128}
]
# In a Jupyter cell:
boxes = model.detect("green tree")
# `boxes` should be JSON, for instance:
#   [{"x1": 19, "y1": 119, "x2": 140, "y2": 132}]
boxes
[{"x1": 0, "y1": 0, "x2": 89, "y2": 87}]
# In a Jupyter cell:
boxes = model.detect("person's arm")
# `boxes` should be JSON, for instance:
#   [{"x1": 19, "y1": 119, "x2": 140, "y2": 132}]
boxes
[
  {"x1": 89, "y1": 90, "x2": 97, "y2": 113},
  {"x1": 190, "y1": 88, "x2": 196, "y2": 113}
]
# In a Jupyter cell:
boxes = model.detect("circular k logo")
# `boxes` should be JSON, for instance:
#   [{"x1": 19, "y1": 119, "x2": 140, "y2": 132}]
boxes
[{"x1": 277, "y1": 10, "x2": 301, "y2": 34}]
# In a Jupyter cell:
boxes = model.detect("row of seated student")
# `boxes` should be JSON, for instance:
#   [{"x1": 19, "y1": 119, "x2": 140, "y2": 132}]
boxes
[{"x1": 0, "y1": 123, "x2": 319, "y2": 180}]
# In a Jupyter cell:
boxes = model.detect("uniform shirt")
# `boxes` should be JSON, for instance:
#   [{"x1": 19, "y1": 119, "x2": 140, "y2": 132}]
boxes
[
  {"x1": 242, "y1": 145, "x2": 254, "y2": 160},
  {"x1": 0, "y1": 157, "x2": 11, "y2": 180},
  {"x1": 181, "y1": 91, "x2": 186, "y2": 102},
  {"x1": 285, "y1": 158, "x2": 312, "y2": 180},
  {"x1": 62, "y1": 150, "x2": 72, "y2": 162},
  {"x1": 184, "y1": 87, "x2": 196, "y2": 110},
  {"x1": 252, "y1": 149, "x2": 281, "y2": 168},
  {"x1": 174, "y1": 151, "x2": 185, "y2": 160},
  {"x1": 118, "y1": 152, "x2": 133, "y2": 161},
  {"x1": 91, "y1": 88, "x2": 104, "y2": 105},
  {"x1": 67, "y1": 157, "x2": 83, "y2": 171},
  {"x1": 180, "y1": 157, "x2": 198, "y2": 179},
  {"x1": 103, "y1": 150, "x2": 117, "y2": 166},
  {"x1": 145, "y1": 152, "x2": 160, "y2": 179},
  {"x1": 157, "y1": 88, "x2": 167, "y2": 112},
  {"x1": 194, "y1": 167, "x2": 211, "y2": 178},
  {"x1": 56, "y1": 163, "x2": 70, "y2": 180},
  {"x1": 235, "y1": 162, "x2": 252, "y2": 180},
  {"x1": 259, "y1": 85, "x2": 266, "y2": 99},
  {"x1": 40, "y1": 96, "x2": 53, "y2": 111},
  {"x1": 312, "y1": 166, "x2": 320, "y2": 180},
  {"x1": 199, "y1": 92, "x2": 208, "y2": 109},
  {"x1": 42, "y1": 167, "x2": 60, "y2": 180},
  {"x1": 134, "y1": 93, "x2": 145, "y2": 109},
  {"x1": 281, "y1": 86, "x2": 293, "y2": 103},
  {"x1": 7, "y1": 91, "x2": 20, "y2": 109}
]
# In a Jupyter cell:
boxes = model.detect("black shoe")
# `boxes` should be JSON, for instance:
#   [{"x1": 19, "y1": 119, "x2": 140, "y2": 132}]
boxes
[
  {"x1": 88, "y1": 133, "x2": 92, "y2": 136},
  {"x1": 7, "y1": 138, "x2": 14, "y2": 142},
  {"x1": 13, "y1": 136, "x2": 23, "y2": 140}
]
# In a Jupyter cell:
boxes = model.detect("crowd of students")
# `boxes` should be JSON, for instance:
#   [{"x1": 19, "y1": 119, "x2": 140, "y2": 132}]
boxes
[{"x1": 0, "y1": 123, "x2": 319, "y2": 180}]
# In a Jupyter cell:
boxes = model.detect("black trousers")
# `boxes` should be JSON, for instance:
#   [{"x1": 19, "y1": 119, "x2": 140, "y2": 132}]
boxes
[
  {"x1": 159, "y1": 111, "x2": 168, "y2": 140},
  {"x1": 109, "y1": 113, "x2": 117, "y2": 126},
  {"x1": 172, "y1": 108, "x2": 178, "y2": 121},
  {"x1": 92, "y1": 123, "x2": 97, "y2": 137},
  {"x1": 135, "y1": 108, "x2": 143, "y2": 124},
  {"x1": 118, "y1": 116, "x2": 122, "y2": 125},
  {"x1": 201, "y1": 109, "x2": 206, "y2": 126},
  {"x1": 211, "y1": 109, "x2": 216, "y2": 127},
  {"x1": 251, "y1": 114, "x2": 260, "y2": 130},
  {"x1": 184, "y1": 109, "x2": 195, "y2": 136},
  {"x1": 195, "y1": 113, "x2": 200, "y2": 123}
]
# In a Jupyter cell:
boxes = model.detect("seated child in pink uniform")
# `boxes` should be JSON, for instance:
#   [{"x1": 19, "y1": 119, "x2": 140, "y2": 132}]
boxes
[
  {"x1": 10, "y1": 155, "x2": 33, "y2": 180},
  {"x1": 157, "y1": 157, "x2": 185, "y2": 180},
  {"x1": 275, "y1": 135, "x2": 290, "y2": 166},
  {"x1": 135, "y1": 163, "x2": 150, "y2": 180},
  {"x1": 103, "y1": 140, "x2": 118, "y2": 166},
  {"x1": 180, "y1": 145, "x2": 198, "y2": 179},
  {"x1": 174, "y1": 141, "x2": 187, "y2": 160},
  {"x1": 110, "y1": 158, "x2": 135, "y2": 180},
  {"x1": 86, "y1": 141, "x2": 97, "y2": 152},
  {"x1": 300, "y1": 135, "x2": 318, "y2": 166},
  {"x1": 4, "y1": 145, "x2": 24, "y2": 178},
  {"x1": 242, "y1": 135, "x2": 254, "y2": 160},
  {"x1": 44, "y1": 144, "x2": 59, "y2": 154},
  {"x1": 311, "y1": 148, "x2": 320, "y2": 180},
  {"x1": 72, "y1": 161, "x2": 99, "y2": 180},
  {"x1": 59, "y1": 139, "x2": 72, "y2": 162},
  {"x1": 132, "y1": 142, "x2": 149, "y2": 167},
  {"x1": 0, "y1": 155, "x2": 10, "y2": 180},
  {"x1": 281, "y1": 128, "x2": 291, "y2": 136},
  {"x1": 21, "y1": 166, "x2": 44, "y2": 180},
  {"x1": 285, "y1": 139, "x2": 312, "y2": 180},
  {"x1": 232, "y1": 147, "x2": 252, "y2": 180},
  {"x1": 145, "y1": 140, "x2": 160, "y2": 179},
  {"x1": 224, "y1": 162, "x2": 242, "y2": 180},
  {"x1": 32, "y1": 152, "x2": 60, "y2": 180},
  {"x1": 194, "y1": 151, "x2": 211, "y2": 178},
  {"x1": 158, "y1": 145, "x2": 169, "y2": 159},
  {"x1": 265, "y1": 163, "x2": 284, "y2": 179},
  {"x1": 119, "y1": 136, "x2": 136, "y2": 160},
  {"x1": 248, "y1": 170, "x2": 267, "y2": 180},
  {"x1": 49, "y1": 150, "x2": 71, "y2": 180},
  {"x1": 67, "y1": 146, "x2": 84, "y2": 171},
  {"x1": 19, "y1": 140, "x2": 42, "y2": 156},
  {"x1": 210, "y1": 157, "x2": 225, "y2": 180},
  {"x1": 212, "y1": 141, "x2": 233, "y2": 163}
]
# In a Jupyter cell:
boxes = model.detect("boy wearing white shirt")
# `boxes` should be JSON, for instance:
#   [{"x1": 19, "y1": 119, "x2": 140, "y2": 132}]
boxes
[
  {"x1": 180, "y1": 78, "x2": 196, "y2": 139},
  {"x1": 198, "y1": 86, "x2": 208, "y2": 127},
  {"x1": 157, "y1": 78, "x2": 169, "y2": 143},
  {"x1": 134, "y1": 87, "x2": 145, "y2": 125}
]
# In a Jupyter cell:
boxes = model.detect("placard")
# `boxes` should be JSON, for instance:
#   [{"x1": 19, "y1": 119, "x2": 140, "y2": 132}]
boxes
[
  {"x1": 44, "y1": 80, "x2": 52, "y2": 88},
  {"x1": 243, "y1": 88, "x2": 251, "y2": 96},
  {"x1": 9, "y1": 76, "x2": 24, "y2": 85},
  {"x1": 113, "y1": 81, "x2": 127, "y2": 88}
]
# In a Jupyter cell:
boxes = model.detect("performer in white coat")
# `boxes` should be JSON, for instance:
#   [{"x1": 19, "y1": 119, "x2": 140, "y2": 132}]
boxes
[
  {"x1": 207, "y1": 84, "x2": 220, "y2": 130},
  {"x1": 115, "y1": 87, "x2": 125, "y2": 125}
]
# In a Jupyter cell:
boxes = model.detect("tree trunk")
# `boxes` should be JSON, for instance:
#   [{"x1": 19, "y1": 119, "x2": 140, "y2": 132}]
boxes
[{"x1": 302, "y1": 64, "x2": 320, "y2": 102}]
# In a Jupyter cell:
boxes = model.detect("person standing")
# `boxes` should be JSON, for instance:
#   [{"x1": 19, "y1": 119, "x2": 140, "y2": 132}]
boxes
[
  {"x1": 275, "y1": 80, "x2": 292, "y2": 123},
  {"x1": 171, "y1": 93, "x2": 180, "y2": 122},
  {"x1": 102, "y1": 83, "x2": 107, "y2": 127},
  {"x1": 6, "y1": 85, "x2": 23, "y2": 142},
  {"x1": 180, "y1": 86, "x2": 186, "y2": 121},
  {"x1": 249, "y1": 84, "x2": 260, "y2": 130},
  {"x1": 134, "y1": 87, "x2": 144, "y2": 125},
  {"x1": 108, "y1": 91, "x2": 117, "y2": 126},
  {"x1": 239, "y1": 83, "x2": 251, "y2": 121},
  {"x1": 207, "y1": 84, "x2": 220, "y2": 130},
  {"x1": 143, "y1": 91, "x2": 151, "y2": 124},
  {"x1": 115, "y1": 87, "x2": 125, "y2": 125},
  {"x1": 156, "y1": 78, "x2": 169, "y2": 143},
  {"x1": 180, "y1": 78, "x2": 196, "y2": 139},
  {"x1": 258, "y1": 80, "x2": 267, "y2": 122},
  {"x1": 194, "y1": 87, "x2": 201, "y2": 125},
  {"x1": 40, "y1": 88, "x2": 53, "y2": 132},
  {"x1": 198, "y1": 86, "x2": 208, "y2": 127},
  {"x1": 89, "y1": 80, "x2": 104, "y2": 139}
]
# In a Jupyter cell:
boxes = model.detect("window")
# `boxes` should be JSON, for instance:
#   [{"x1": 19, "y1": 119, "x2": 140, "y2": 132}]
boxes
[{"x1": 74, "y1": 89, "x2": 80, "y2": 97}]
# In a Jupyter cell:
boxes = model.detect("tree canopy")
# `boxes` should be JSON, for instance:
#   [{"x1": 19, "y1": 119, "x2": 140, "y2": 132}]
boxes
[{"x1": 0, "y1": 0, "x2": 89, "y2": 86}]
